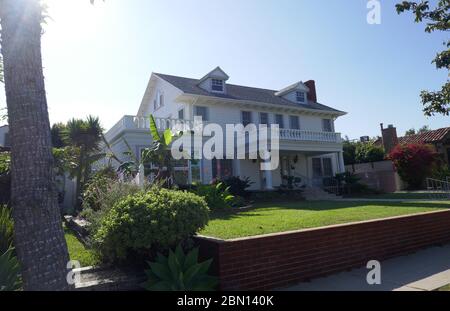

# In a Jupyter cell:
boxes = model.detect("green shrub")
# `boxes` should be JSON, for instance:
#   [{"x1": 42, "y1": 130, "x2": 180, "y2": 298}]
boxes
[
  {"x1": 80, "y1": 180, "x2": 142, "y2": 234},
  {"x1": 335, "y1": 172, "x2": 379, "y2": 195},
  {"x1": 214, "y1": 177, "x2": 253, "y2": 198},
  {"x1": 432, "y1": 164, "x2": 450, "y2": 180},
  {"x1": 192, "y1": 183, "x2": 234, "y2": 211},
  {"x1": 143, "y1": 244, "x2": 217, "y2": 291},
  {"x1": 93, "y1": 188, "x2": 209, "y2": 262},
  {"x1": 0, "y1": 247, "x2": 22, "y2": 291},
  {"x1": 343, "y1": 141, "x2": 385, "y2": 165},
  {"x1": 0, "y1": 152, "x2": 11, "y2": 205},
  {"x1": 82, "y1": 166, "x2": 119, "y2": 211},
  {"x1": 0, "y1": 205, "x2": 13, "y2": 254},
  {"x1": 355, "y1": 143, "x2": 385, "y2": 164},
  {"x1": 0, "y1": 205, "x2": 21, "y2": 291}
]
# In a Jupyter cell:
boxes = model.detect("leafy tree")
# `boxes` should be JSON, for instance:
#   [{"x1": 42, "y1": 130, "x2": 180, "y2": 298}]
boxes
[
  {"x1": 405, "y1": 128, "x2": 416, "y2": 136},
  {"x1": 141, "y1": 115, "x2": 182, "y2": 188},
  {"x1": 62, "y1": 116, "x2": 104, "y2": 209},
  {"x1": 418, "y1": 125, "x2": 432, "y2": 134},
  {"x1": 51, "y1": 123, "x2": 68, "y2": 148},
  {"x1": 0, "y1": 0, "x2": 72, "y2": 290},
  {"x1": 396, "y1": 1, "x2": 450, "y2": 116},
  {"x1": 343, "y1": 140, "x2": 357, "y2": 165},
  {"x1": 343, "y1": 140, "x2": 385, "y2": 165},
  {"x1": 405, "y1": 125, "x2": 431, "y2": 136},
  {"x1": 389, "y1": 143, "x2": 437, "y2": 189}
]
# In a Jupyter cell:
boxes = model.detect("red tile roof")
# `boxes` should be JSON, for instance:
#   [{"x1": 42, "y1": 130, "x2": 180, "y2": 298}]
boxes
[{"x1": 398, "y1": 127, "x2": 450, "y2": 145}]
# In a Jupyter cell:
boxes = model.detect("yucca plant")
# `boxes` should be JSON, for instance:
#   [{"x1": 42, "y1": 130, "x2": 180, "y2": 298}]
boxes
[
  {"x1": 0, "y1": 247, "x2": 22, "y2": 291},
  {"x1": 143, "y1": 245, "x2": 218, "y2": 291}
]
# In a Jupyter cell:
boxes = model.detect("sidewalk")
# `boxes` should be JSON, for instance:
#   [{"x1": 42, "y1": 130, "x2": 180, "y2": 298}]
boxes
[{"x1": 284, "y1": 243, "x2": 450, "y2": 291}]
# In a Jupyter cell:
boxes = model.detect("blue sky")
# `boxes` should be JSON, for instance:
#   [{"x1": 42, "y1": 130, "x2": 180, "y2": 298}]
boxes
[{"x1": 0, "y1": 0, "x2": 448, "y2": 139}]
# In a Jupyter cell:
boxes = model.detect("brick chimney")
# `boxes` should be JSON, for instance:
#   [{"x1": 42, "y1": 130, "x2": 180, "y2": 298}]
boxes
[
  {"x1": 304, "y1": 80, "x2": 317, "y2": 103},
  {"x1": 380, "y1": 123, "x2": 399, "y2": 154}
]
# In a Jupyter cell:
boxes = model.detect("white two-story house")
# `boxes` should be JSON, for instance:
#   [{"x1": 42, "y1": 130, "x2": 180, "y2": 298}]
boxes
[{"x1": 104, "y1": 67, "x2": 347, "y2": 191}]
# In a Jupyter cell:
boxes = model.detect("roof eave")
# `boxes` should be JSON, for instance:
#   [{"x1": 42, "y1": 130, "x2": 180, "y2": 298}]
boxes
[{"x1": 180, "y1": 93, "x2": 347, "y2": 117}]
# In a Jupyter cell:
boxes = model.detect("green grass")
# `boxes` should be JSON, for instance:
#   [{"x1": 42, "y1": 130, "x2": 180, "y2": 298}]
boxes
[
  {"x1": 64, "y1": 224, "x2": 99, "y2": 267},
  {"x1": 345, "y1": 192, "x2": 448, "y2": 200},
  {"x1": 438, "y1": 284, "x2": 450, "y2": 291},
  {"x1": 200, "y1": 201, "x2": 450, "y2": 240}
]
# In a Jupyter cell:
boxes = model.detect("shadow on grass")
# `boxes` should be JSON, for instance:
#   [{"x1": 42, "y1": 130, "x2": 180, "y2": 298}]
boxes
[{"x1": 209, "y1": 201, "x2": 450, "y2": 222}]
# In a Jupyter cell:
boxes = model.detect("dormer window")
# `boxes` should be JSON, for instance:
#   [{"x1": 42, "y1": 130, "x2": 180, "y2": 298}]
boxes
[
  {"x1": 211, "y1": 79, "x2": 224, "y2": 92},
  {"x1": 296, "y1": 91, "x2": 306, "y2": 103}
]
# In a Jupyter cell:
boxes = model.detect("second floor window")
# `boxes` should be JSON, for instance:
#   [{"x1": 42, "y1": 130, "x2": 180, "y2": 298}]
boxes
[
  {"x1": 159, "y1": 93, "x2": 164, "y2": 107},
  {"x1": 211, "y1": 79, "x2": 224, "y2": 92},
  {"x1": 290, "y1": 116, "x2": 300, "y2": 130},
  {"x1": 259, "y1": 112, "x2": 269, "y2": 125},
  {"x1": 194, "y1": 106, "x2": 209, "y2": 121},
  {"x1": 178, "y1": 108, "x2": 185, "y2": 120},
  {"x1": 275, "y1": 114, "x2": 285, "y2": 129},
  {"x1": 154, "y1": 91, "x2": 164, "y2": 110},
  {"x1": 322, "y1": 119, "x2": 333, "y2": 132},
  {"x1": 296, "y1": 91, "x2": 306, "y2": 103},
  {"x1": 242, "y1": 111, "x2": 252, "y2": 126}
]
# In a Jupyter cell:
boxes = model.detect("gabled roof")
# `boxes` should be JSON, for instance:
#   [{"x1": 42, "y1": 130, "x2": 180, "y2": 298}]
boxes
[
  {"x1": 274, "y1": 81, "x2": 310, "y2": 97},
  {"x1": 197, "y1": 66, "x2": 229, "y2": 84},
  {"x1": 154, "y1": 73, "x2": 346, "y2": 115},
  {"x1": 399, "y1": 127, "x2": 450, "y2": 145}
]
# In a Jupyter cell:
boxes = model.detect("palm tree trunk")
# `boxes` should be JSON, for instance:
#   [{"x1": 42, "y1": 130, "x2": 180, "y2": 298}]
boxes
[{"x1": 0, "y1": 0, "x2": 72, "y2": 290}]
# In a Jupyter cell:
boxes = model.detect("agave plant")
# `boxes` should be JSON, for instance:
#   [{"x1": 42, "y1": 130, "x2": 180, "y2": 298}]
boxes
[
  {"x1": 143, "y1": 245, "x2": 218, "y2": 291},
  {"x1": 0, "y1": 248, "x2": 22, "y2": 291}
]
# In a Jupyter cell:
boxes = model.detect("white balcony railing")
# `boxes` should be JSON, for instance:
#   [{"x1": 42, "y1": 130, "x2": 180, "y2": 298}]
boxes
[
  {"x1": 104, "y1": 115, "x2": 199, "y2": 142},
  {"x1": 279, "y1": 128, "x2": 342, "y2": 143},
  {"x1": 105, "y1": 115, "x2": 342, "y2": 144}
]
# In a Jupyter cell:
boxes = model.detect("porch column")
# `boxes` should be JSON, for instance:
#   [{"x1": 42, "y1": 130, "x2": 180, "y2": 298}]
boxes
[
  {"x1": 264, "y1": 166, "x2": 274, "y2": 190},
  {"x1": 305, "y1": 156, "x2": 312, "y2": 187},
  {"x1": 188, "y1": 160, "x2": 193, "y2": 184},
  {"x1": 338, "y1": 152, "x2": 345, "y2": 173},
  {"x1": 233, "y1": 159, "x2": 241, "y2": 178}
]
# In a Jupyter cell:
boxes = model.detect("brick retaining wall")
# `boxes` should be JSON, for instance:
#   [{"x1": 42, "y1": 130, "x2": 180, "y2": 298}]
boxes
[{"x1": 194, "y1": 210, "x2": 450, "y2": 290}]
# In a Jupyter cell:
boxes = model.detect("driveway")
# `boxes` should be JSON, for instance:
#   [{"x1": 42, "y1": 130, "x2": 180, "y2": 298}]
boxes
[{"x1": 283, "y1": 243, "x2": 450, "y2": 291}]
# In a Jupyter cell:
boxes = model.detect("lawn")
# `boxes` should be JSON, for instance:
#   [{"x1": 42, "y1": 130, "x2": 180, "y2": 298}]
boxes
[
  {"x1": 438, "y1": 284, "x2": 450, "y2": 291},
  {"x1": 64, "y1": 224, "x2": 99, "y2": 267},
  {"x1": 345, "y1": 192, "x2": 449, "y2": 200},
  {"x1": 200, "y1": 201, "x2": 450, "y2": 240}
]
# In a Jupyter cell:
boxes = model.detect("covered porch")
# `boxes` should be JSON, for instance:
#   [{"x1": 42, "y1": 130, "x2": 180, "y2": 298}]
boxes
[{"x1": 233, "y1": 150, "x2": 345, "y2": 191}]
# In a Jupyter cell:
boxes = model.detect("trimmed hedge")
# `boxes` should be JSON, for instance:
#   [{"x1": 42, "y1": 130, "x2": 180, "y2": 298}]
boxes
[{"x1": 93, "y1": 188, "x2": 209, "y2": 262}]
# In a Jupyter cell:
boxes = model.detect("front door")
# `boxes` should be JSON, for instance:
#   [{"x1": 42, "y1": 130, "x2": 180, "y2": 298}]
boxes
[{"x1": 312, "y1": 157, "x2": 333, "y2": 186}]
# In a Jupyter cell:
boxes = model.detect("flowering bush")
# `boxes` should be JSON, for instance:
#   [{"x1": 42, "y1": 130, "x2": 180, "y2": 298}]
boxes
[{"x1": 389, "y1": 144, "x2": 437, "y2": 189}]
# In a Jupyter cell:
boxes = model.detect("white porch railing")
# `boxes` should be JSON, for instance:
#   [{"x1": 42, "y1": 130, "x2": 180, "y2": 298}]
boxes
[
  {"x1": 279, "y1": 129, "x2": 342, "y2": 143},
  {"x1": 104, "y1": 116, "x2": 201, "y2": 142},
  {"x1": 105, "y1": 115, "x2": 342, "y2": 144}
]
